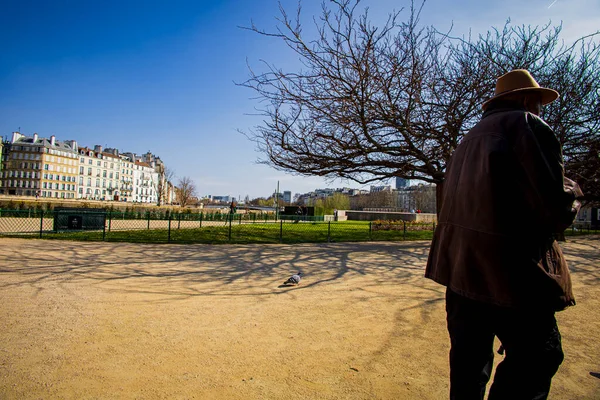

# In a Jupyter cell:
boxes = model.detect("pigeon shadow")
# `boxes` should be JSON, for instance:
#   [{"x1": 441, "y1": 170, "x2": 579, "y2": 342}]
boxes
[{"x1": 590, "y1": 372, "x2": 600, "y2": 379}]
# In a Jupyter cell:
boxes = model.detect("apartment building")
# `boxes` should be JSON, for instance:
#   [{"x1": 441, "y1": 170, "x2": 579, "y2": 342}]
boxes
[
  {"x1": 119, "y1": 154, "x2": 135, "y2": 202},
  {"x1": 77, "y1": 145, "x2": 122, "y2": 201},
  {"x1": 0, "y1": 132, "x2": 78, "y2": 198},
  {"x1": 2, "y1": 132, "x2": 174, "y2": 204},
  {"x1": 133, "y1": 161, "x2": 158, "y2": 203}
]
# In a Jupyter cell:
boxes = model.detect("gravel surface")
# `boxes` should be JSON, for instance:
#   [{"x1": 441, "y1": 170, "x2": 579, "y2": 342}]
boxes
[{"x1": 0, "y1": 237, "x2": 599, "y2": 399}]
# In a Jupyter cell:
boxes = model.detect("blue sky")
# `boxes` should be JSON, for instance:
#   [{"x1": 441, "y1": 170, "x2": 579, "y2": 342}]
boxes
[{"x1": 1, "y1": 0, "x2": 597, "y2": 200}]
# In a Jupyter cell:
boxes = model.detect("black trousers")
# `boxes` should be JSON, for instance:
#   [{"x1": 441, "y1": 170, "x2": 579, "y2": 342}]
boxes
[{"x1": 446, "y1": 288, "x2": 564, "y2": 400}]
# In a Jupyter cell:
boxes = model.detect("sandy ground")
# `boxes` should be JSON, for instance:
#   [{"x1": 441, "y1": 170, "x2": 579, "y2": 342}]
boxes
[{"x1": 0, "y1": 237, "x2": 599, "y2": 400}]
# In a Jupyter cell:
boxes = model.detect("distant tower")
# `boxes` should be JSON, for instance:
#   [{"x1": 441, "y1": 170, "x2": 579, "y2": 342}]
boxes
[
  {"x1": 283, "y1": 190, "x2": 292, "y2": 203},
  {"x1": 396, "y1": 177, "x2": 409, "y2": 189}
]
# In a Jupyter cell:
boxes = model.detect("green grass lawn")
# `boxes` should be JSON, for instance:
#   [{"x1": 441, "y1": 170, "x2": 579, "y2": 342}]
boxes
[
  {"x1": 23, "y1": 220, "x2": 436, "y2": 244},
  {"x1": 5, "y1": 217, "x2": 597, "y2": 245}
]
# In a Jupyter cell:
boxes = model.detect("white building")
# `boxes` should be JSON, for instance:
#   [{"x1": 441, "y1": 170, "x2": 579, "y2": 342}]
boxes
[
  {"x1": 77, "y1": 145, "x2": 122, "y2": 201},
  {"x1": 132, "y1": 161, "x2": 158, "y2": 203}
]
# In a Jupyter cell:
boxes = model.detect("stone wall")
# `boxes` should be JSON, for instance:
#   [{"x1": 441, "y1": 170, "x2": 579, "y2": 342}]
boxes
[{"x1": 341, "y1": 210, "x2": 437, "y2": 223}]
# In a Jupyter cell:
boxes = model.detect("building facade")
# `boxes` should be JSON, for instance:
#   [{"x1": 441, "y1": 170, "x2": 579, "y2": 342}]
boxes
[
  {"x1": 1, "y1": 132, "x2": 78, "y2": 198},
  {"x1": 132, "y1": 161, "x2": 158, "y2": 203},
  {"x1": 1, "y1": 132, "x2": 172, "y2": 204},
  {"x1": 77, "y1": 146, "x2": 122, "y2": 201}
]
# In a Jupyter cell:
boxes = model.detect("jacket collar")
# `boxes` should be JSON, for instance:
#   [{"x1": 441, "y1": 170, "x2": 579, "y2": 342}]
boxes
[{"x1": 482, "y1": 100, "x2": 526, "y2": 119}]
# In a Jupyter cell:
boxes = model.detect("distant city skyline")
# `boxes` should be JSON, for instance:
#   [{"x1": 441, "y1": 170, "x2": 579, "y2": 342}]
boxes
[{"x1": 1, "y1": 0, "x2": 596, "y2": 199}]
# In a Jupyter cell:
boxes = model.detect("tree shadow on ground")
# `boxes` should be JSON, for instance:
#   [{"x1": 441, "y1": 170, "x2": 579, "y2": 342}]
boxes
[
  {"x1": 0, "y1": 240, "x2": 436, "y2": 299},
  {"x1": 560, "y1": 237, "x2": 600, "y2": 284}
]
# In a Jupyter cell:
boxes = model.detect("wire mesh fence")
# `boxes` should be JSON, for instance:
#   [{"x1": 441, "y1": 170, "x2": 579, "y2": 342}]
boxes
[{"x1": 0, "y1": 209, "x2": 597, "y2": 244}]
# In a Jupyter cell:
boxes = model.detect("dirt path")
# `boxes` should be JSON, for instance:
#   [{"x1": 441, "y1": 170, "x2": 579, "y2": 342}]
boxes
[{"x1": 0, "y1": 237, "x2": 599, "y2": 399}]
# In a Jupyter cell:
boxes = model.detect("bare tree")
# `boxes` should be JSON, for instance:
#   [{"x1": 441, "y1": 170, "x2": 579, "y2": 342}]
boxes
[
  {"x1": 349, "y1": 190, "x2": 395, "y2": 210},
  {"x1": 176, "y1": 176, "x2": 197, "y2": 208},
  {"x1": 240, "y1": 0, "x2": 600, "y2": 205},
  {"x1": 412, "y1": 184, "x2": 437, "y2": 213},
  {"x1": 157, "y1": 166, "x2": 176, "y2": 206}
]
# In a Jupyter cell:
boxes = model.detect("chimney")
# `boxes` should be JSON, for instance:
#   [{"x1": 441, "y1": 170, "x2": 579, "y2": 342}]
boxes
[
  {"x1": 65, "y1": 140, "x2": 78, "y2": 152},
  {"x1": 11, "y1": 131, "x2": 23, "y2": 143},
  {"x1": 33, "y1": 133, "x2": 38, "y2": 143},
  {"x1": 94, "y1": 145, "x2": 103, "y2": 153},
  {"x1": 50, "y1": 135, "x2": 56, "y2": 146}
]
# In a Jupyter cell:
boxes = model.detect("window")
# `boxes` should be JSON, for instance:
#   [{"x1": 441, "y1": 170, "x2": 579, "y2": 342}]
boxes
[
  {"x1": 109, "y1": 172, "x2": 113, "y2": 179},
  {"x1": 44, "y1": 164, "x2": 49, "y2": 170},
  {"x1": 79, "y1": 177, "x2": 83, "y2": 185},
  {"x1": 88, "y1": 159, "x2": 92, "y2": 165},
  {"x1": 97, "y1": 161, "x2": 101, "y2": 166},
  {"x1": 95, "y1": 179, "x2": 100, "y2": 187},
  {"x1": 80, "y1": 157, "x2": 84, "y2": 163},
  {"x1": 87, "y1": 178, "x2": 91, "y2": 186},
  {"x1": 87, "y1": 167, "x2": 92, "y2": 175}
]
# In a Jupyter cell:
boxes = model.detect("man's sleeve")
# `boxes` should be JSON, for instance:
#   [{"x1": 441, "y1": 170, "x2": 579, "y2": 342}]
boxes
[{"x1": 514, "y1": 113, "x2": 583, "y2": 234}]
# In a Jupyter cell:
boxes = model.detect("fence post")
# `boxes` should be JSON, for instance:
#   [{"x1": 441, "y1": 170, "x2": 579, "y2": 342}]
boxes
[
  {"x1": 403, "y1": 221, "x2": 406, "y2": 240},
  {"x1": 369, "y1": 221, "x2": 372, "y2": 240},
  {"x1": 239, "y1": 214, "x2": 242, "y2": 225},
  {"x1": 39, "y1": 211, "x2": 44, "y2": 239},
  {"x1": 168, "y1": 215, "x2": 172, "y2": 242},
  {"x1": 327, "y1": 221, "x2": 331, "y2": 243},
  {"x1": 102, "y1": 214, "x2": 106, "y2": 241},
  {"x1": 228, "y1": 214, "x2": 233, "y2": 241},
  {"x1": 108, "y1": 210, "x2": 112, "y2": 232},
  {"x1": 147, "y1": 212, "x2": 151, "y2": 230},
  {"x1": 279, "y1": 219, "x2": 283, "y2": 243},
  {"x1": 199, "y1": 212, "x2": 203, "y2": 228},
  {"x1": 178, "y1": 213, "x2": 181, "y2": 230}
]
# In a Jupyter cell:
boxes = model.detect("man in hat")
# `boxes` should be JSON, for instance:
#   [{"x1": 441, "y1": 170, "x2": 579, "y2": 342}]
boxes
[{"x1": 426, "y1": 69, "x2": 583, "y2": 399}]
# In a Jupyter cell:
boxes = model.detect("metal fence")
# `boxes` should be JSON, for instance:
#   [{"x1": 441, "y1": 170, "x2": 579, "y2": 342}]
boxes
[
  {"x1": 0, "y1": 209, "x2": 597, "y2": 244},
  {"x1": 0, "y1": 209, "x2": 438, "y2": 244}
]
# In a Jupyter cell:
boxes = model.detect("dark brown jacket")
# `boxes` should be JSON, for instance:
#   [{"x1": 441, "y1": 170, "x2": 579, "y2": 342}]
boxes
[{"x1": 425, "y1": 103, "x2": 583, "y2": 310}]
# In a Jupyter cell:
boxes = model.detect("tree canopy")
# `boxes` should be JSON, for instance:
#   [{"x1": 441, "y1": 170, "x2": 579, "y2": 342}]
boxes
[{"x1": 240, "y1": 0, "x2": 600, "y2": 203}]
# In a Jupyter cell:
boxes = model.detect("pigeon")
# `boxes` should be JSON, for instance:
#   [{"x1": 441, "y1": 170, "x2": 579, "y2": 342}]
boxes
[{"x1": 283, "y1": 272, "x2": 303, "y2": 285}]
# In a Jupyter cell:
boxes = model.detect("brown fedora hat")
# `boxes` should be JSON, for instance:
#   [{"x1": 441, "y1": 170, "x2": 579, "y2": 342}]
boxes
[{"x1": 482, "y1": 69, "x2": 559, "y2": 110}]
